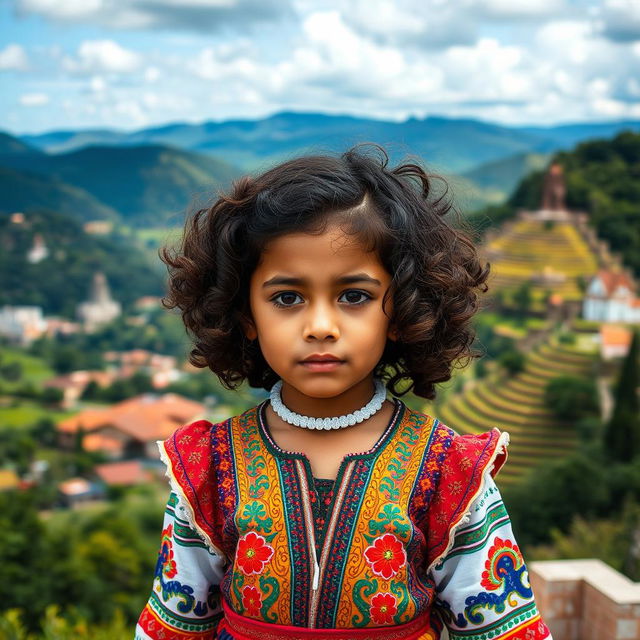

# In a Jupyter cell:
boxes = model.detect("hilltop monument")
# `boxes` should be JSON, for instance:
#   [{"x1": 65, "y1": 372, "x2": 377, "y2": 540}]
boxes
[
  {"x1": 541, "y1": 162, "x2": 566, "y2": 211},
  {"x1": 77, "y1": 272, "x2": 121, "y2": 331}
]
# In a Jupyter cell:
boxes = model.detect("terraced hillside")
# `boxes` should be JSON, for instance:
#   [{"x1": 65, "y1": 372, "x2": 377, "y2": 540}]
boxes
[
  {"x1": 436, "y1": 335, "x2": 598, "y2": 487},
  {"x1": 485, "y1": 218, "x2": 599, "y2": 305}
]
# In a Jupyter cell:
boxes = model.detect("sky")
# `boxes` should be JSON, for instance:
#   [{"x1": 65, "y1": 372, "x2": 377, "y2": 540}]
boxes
[{"x1": 1, "y1": 0, "x2": 640, "y2": 134}]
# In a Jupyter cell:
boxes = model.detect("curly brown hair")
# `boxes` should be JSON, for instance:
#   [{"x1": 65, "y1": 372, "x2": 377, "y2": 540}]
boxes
[{"x1": 161, "y1": 145, "x2": 490, "y2": 399}]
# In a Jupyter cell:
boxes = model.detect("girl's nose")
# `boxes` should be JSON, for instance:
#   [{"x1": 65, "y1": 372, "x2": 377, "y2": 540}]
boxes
[{"x1": 303, "y1": 302, "x2": 340, "y2": 341}]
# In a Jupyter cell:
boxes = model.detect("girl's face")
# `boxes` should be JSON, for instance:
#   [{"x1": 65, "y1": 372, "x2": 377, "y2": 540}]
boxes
[{"x1": 246, "y1": 222, "x2": 394, "y2": 413}]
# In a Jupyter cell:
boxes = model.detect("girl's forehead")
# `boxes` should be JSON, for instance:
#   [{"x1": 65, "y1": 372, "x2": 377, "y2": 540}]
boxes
[
  {"x1": 263, "y1": 226, "x2": 361, "y2": 253},
  {"x1": 255, "y1": 226, "x2": 388, "y2": 278}
]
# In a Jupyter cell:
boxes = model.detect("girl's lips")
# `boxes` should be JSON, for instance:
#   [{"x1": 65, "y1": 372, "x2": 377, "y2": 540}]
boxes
[{"x1": 299, "y1": 359, "x2": 344, "y2": 371}]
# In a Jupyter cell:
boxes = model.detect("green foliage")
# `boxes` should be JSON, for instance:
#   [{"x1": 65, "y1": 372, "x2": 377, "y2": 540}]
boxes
[
  {"x1": 604, "y1": 330, "x2": 640, "y2": 462},
  {"x1": 0, "y1": 488, "x2": 163, "y2": 634},
  {"x1": 544, "y1": 375, "x2": 599, "y2": 421},
  {"x1": 0, "y1": 209, "x2": 164, "y2": 316},
  {"x1": 0, "y1": 607, "x2": 132, "y2": 640},
  {"x1": 556, "y1": 131, "x2": 640, "y2": 275},
  {"x1": 0, "y1": 429, "x2": 36, "y2": 473},
  {"x1": 1, "y1": 361, "x2": 23, "y2": 382},
  {"x1": 498, "y1": 349, "x2": 526, "y2": 374},
  {"x1": 557, "y1": 332, "x2": 577, "y2": 345},
  {"x1": 0, "y1": 142, "x2": 239, "y2": 227},
  {"x1": 528, "y1": 499, "x2": 640, "y2": 580},
  {"x1": 503, "y1": 452, "x2": 611, "y2": 548}
]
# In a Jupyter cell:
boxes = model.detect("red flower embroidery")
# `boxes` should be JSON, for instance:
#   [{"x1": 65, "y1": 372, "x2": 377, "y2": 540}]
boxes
[
  {"x1": 242, "y1": 585, "x2": 262, "y2": 617},
  {"x1": 370, "y1": 592, "x2": 397, "y2": 625},
  {"x1": 160, "y1": 524, "x2": 177, "y2": 578},
  {"x1": 364, "y1": 533, "x2": 407, "y2": 580},
  {"x1": 236, "y1": 532, "x2": 274, "y2": 575}
]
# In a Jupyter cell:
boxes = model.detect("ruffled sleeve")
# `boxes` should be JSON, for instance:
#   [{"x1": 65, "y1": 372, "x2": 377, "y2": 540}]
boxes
[
  {"x1": 135, "y1": 419, "x2": 231, "y2": 639},
  {"x1": 431, "y1": 475, "x2": 552, "y2": 639},
  {"x1": 425, "y1": 428, "x2": 509, "y2": 573},
  {"x1": 158, "y1": 419, "x2": 228, "y2": 560},
  {"x1": 135, "y1": 491, "x2": 226, "y2": 640}
]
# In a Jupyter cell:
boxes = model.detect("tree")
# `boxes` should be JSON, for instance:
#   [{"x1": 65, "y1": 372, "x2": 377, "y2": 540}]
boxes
[
  {"x1": 40, "y1": 387, "x2": 63, "y2": 406},
  {"x1": 498, "y1": 349, "x2": 526, "y2": 375},
  {"x1": 512, "y1": 282, "x2": 533, "y2": 316},
  {"x1": 544, "y1": 375, "x2": 600, "y2": 422},
  {"x1": 604, "y1": 330, "x2": 640, "y2": 462},
  {"x1": 1, "y1": 360, "x2": 23, "y2": 382}
]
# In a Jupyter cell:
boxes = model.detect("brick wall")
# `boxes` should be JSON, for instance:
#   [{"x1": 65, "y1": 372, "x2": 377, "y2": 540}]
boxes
[{"x1": 530, "y1": 559, "x2": 640, "y2": 640}]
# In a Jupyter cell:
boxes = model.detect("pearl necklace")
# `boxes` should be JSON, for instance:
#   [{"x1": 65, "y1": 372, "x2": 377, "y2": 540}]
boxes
[{"x1": 269, "y1": 379, "x2": 387, "y2": 430}]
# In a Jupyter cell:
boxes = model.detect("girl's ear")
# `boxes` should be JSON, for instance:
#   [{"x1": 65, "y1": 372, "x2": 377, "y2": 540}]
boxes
[
  {"x1": 387, "y1": 325, "x2": 399, "y2": 341},
  {"x1": 241, "y1": 315, "x2": 258, "y2": 341}
]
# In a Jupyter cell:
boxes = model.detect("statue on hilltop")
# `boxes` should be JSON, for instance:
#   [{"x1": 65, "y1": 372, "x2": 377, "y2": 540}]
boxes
[{"x1": 541, "y1": 163, "x2": 566, "y2": 211}]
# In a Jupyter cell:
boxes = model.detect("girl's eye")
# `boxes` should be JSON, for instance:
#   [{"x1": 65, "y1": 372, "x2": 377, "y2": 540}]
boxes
[
  {"x1": 338, "y1": 290, "x2": 371, "y2": 305},
  {"x1": 271, "y1": 289, "x2": 371, "y2": 307},
  {"x1": 272, "y1": 292, "x2": 303, "y2": 307}
]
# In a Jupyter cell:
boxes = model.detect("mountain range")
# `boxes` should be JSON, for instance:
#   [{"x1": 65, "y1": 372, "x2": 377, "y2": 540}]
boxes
[{"x1": 3, "y1": 112, "x2": 639, "y2": 227}]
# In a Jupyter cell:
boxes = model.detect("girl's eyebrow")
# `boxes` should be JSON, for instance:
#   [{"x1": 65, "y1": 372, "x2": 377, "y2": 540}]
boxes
[{"x1": 262, "y1": 273, "x2": 382, "y2": 288}]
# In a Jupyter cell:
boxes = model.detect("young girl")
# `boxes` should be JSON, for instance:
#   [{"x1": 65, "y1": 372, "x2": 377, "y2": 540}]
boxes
[{"x1": 135, "y1": 146, "x2": 552, "y2": 640}]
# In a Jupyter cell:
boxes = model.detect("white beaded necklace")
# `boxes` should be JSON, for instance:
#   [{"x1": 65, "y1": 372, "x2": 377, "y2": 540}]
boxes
[{"x1": 269, "y1": 379, "x2": 387, "y2": 430}]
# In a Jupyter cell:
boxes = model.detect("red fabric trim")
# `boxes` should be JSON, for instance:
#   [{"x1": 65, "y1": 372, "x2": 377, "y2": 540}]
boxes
[
  {"x1": 426, "y1": 428, "x2": 508, "y2": 569},
  {"x1": 137, "y1": 604, "x2": 216, "y2": 639},
  {"x1": 501, "y1": 614, "x2": 551, "y2": 638},
  {"x1": 162, "y1": 419, "x2": 228, "y2": 558},
  {"x1": 219, "y1": 600, "x2": 438, "y2": 639}
]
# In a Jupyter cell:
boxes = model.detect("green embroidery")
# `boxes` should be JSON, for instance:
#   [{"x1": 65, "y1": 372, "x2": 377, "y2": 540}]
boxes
[
  {"x1": 379, "y1": 477, "x2": 400, "y2": 501},
  {"x1": 367, "y1": 504, "x2": 411, "y2": 539},
  {"x1": 351, "y1": 578, "x2": 378, "y2": 627},
  {"x1": 237, "y1": 500, "x2": 273, "y2": 533},
  {"x1": 259, "y1": 574, "x2": 280, "y2": 623},
  {"x1": 390, "y1": 579, "x2": 410, "y2": 623},
  {"x1": 246, "y1": 454, "x2": 266, "y2": 477}
]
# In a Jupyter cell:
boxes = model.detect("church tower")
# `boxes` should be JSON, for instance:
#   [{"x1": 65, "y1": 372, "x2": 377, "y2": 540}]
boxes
[{"x1": 76, "y1": 272, "x2": 122, "y2": 331}]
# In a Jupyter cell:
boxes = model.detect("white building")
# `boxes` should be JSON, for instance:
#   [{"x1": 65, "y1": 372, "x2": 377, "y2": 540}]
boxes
[
  {"x1": 583, "y1": 270, "x2": 640, "y2": 323},
  {"x1": 0, "y1": 305, "x2": 48, "y2": 344},
  {"x1": 27, "y1": 233, "x2": 49, "y2": 264}
]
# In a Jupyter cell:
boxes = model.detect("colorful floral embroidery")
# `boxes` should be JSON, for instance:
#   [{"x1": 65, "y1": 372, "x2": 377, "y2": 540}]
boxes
[
  {"x1": 462, "y1": 536, "x2": 533, "y2": 625},
  {"x1": 369, "y1": 592, "x2": 398, "y2": 625},
  {"x1": 364, "y1": 533, "x2": 407, "y2": 580},
  {"x1": 481, "y1": 537, "x2": 524, "y2": 591},
  {"x1": 241, "y1": 585, "x2": 262, "y2": 617},
  {"x1": 150, "y1": 404, "x2": 548, "y2": 637},
  {"x1": 159, "y1": 524, "x2": 177, "y2": 578},
  {"x1": 235, "y1": 532, "x2": 274, "y2": 575}
]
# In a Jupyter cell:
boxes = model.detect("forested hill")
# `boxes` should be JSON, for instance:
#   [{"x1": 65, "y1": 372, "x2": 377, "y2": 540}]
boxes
[
  {"x1": 473, "y1": 130, "x2": 640, "y2": 277},
  {"x1": 0, "y1": 133, "x2": 240, "y2": 227},
  {"x1": 0, "y1": 209, "x2": 164, "y2": 316}
]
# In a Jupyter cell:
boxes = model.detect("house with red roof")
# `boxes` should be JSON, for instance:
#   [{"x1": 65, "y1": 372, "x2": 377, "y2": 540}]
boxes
[
  {"x1": 57, "y1": 393, "x2": 206, "y2": 459},
  {"x1": 583, "y1": 269, "x2": 640, "y2": 323}
]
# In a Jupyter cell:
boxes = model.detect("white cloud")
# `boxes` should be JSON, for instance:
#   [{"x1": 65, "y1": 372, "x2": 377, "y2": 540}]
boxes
[
  {"x1": 63, "y1": 40, "x2": 141, "y2": 74},
  {"x1": 0, "y1": 44, "x2": 29, "y2": 71},
  {"x1": 20, "y1": 92, "x2": 50, "y2": 106},
  {"x1": 475, "y1": 0, "x2": 568, "y2": 20},
  {"x1": 595, "y1": 0, "x2": 640, "y2": 42},
  {"x1": 342, "y1": 0, "x2": 477, "y2": 49},
  {"x1": 16, "y1": 0, "x2": 292, "y2": 31},
  {"x1": 18, "y1": 0, "x2": 104, "y2": 20},
  {"x1": 5, "y1": 1, "x2": 640, "y2": 131}
]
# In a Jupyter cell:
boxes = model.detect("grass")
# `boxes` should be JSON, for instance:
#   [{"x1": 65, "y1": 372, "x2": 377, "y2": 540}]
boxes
[
  {"x1": 0, "y1": 402, "x2": 73, "y2": 429},
  {"x1": 0, "y1": 347, "x2": 54, "y2": 390}
]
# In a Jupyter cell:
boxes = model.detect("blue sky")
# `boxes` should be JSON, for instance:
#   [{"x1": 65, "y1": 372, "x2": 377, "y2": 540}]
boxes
[{"x1": 1, "y1": 0, "x2": 639, "y2": 134}]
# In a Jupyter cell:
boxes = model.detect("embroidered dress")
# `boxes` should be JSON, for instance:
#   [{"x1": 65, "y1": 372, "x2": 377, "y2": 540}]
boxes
[{"x1": 136, "y1": 400, "x2": 551, "y2": 640}]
